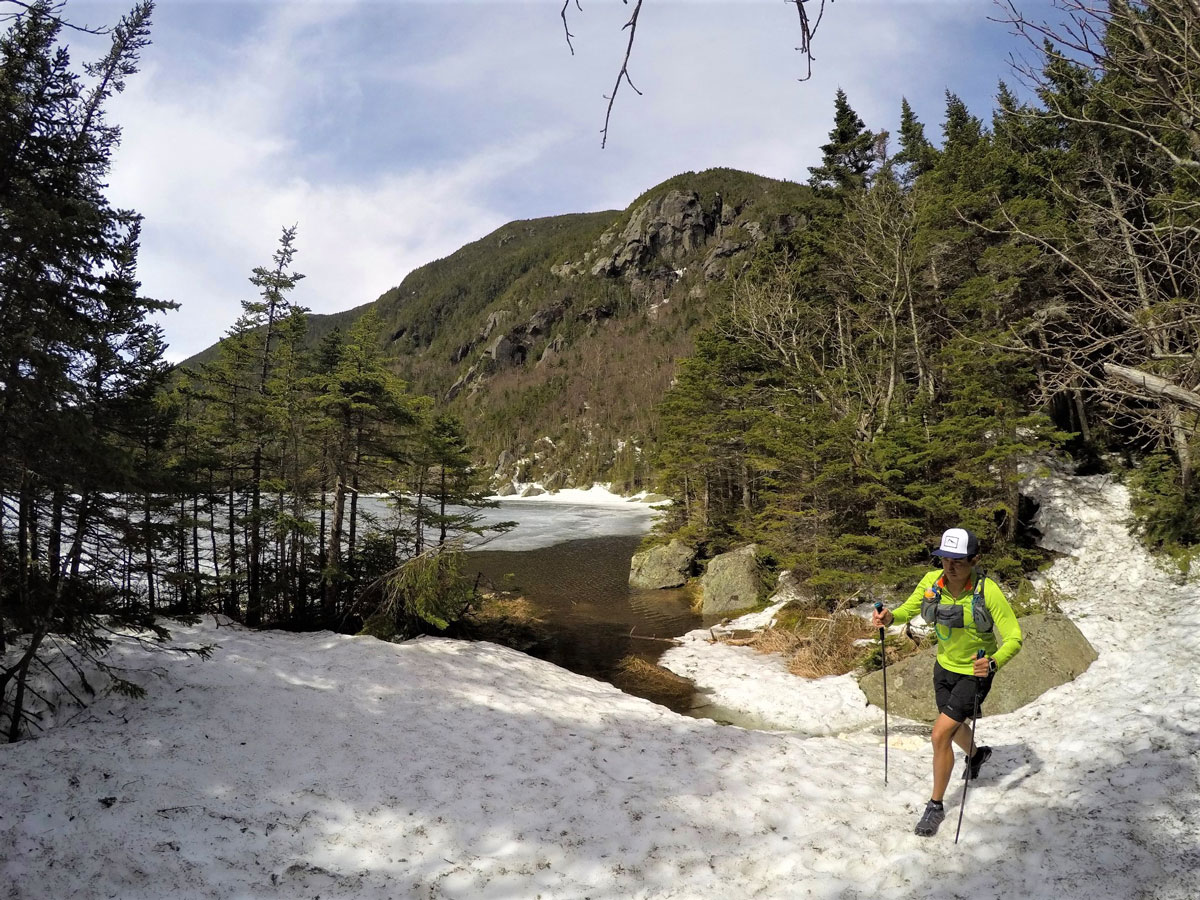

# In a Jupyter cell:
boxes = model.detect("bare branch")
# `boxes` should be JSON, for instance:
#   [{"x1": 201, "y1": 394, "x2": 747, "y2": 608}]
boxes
[
  {"x1": 560, "y1": 0, "x2": 581, "y2": 55},
  {"x1": 570, "y1": 0, "x2": 834, "y2": 147},
  {"x1": 601, "y1": 0, "x2": 644, "y2": 150},
  {"x1": 791, "y1": 0, "x2": 831, "y2": 82},
  {"x1": 0, "y1": 0, "x2": 110, "y2": 34}
]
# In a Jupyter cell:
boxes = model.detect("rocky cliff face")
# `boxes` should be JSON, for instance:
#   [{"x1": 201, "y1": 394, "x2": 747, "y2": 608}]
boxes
[
  {"x1": 553, "y1": 188, "x2": 797, "y2": 293},
  {"x1": 184, "y1": 169, "x2": 816, "y2": 494},
  {"x1": 449, "y1": 184, "x2": 804, "y2": 474}
]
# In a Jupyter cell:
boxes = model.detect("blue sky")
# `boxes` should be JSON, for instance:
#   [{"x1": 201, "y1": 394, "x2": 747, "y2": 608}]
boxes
[{"x1": 61, "y1": 0, "x2": 1058, "y2": 360}]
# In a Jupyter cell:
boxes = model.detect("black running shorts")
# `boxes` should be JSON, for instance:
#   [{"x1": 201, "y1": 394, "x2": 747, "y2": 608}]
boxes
[{"x1": 933, "y1": 660, "x2": 994, "y2": 722}]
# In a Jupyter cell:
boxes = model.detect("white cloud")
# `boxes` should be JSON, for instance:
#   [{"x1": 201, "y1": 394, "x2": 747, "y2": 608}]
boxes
[{"x1": 91, "y1": 0, "x2": 1052, "y2": 361}]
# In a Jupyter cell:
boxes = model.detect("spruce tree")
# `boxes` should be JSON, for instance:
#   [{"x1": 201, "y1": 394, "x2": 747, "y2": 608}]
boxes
[
  {"x1": 893, "y1": 97, "x2": 938, "y2": 183},
  {"x1": 807, "y1": 88, "x2": 877, "y2": 193},
  {"x1": 0, "y1": 0, "x2": 210, "y2": 742}
]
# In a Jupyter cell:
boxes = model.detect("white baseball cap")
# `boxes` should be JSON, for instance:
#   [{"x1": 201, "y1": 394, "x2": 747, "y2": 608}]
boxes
[{"x1": 933, "y1": 527, "x2": 979, "y2": 559}]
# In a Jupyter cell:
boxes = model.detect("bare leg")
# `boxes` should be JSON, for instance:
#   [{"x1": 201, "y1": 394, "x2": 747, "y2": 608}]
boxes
[{"x1": 930, "y1": 713, "x2": 975, "y2": 802}]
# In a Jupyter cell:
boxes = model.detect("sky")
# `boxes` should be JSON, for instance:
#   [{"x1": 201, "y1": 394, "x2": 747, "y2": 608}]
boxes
[
  {"x1": 2, "y1": 470, "x2": 1197, "y2": 898},
  {"x1": 55, "y1": 0, "x2": 1059, "y2": 361}
]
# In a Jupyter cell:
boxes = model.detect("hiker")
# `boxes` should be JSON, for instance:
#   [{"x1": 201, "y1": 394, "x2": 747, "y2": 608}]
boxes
[{"x1": 872, "y1": 527, "x2": 1023, "y2": 837}]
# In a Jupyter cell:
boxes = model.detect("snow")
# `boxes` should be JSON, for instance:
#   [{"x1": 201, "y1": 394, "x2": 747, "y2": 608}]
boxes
[
  {"x1": 660, "y1": 601, "x2": 881, "y2": 734},
  {"x1": 2, "y1": 472, "x2": 1198, "y2": 899},
  {"x1": 489, "y1": 482, "x2": 665, "y2": 507}
]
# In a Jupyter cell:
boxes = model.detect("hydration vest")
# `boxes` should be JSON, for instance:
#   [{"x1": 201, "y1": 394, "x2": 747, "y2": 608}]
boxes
[{"x1": 920, "y1": 571, "x2": 994, "y2": 639}]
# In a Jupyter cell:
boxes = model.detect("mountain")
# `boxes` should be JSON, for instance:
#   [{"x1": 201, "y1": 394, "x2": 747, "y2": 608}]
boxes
[{"x1": 182, "y1": 168, "x2": 818, "y2": 491}]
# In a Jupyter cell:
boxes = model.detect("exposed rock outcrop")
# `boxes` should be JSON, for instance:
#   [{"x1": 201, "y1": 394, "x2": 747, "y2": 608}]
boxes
[
  {"x1": 629, "y1": 539, "x2": 697, "y2": 590},
  {"x1": 699, "y1": 544, "x2": 763, "y2": 615},
  {"x1": 858, "y1": 612, "x2": 1098, "y2": 723},
  {"x1": 590, "y1": 190, "x2": 719, "y2": 279},
  {"x1": 768, "y1": 570, "x2": 814, "y2": 606}
]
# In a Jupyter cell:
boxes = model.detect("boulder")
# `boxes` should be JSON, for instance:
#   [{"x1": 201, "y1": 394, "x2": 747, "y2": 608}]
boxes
[
  {"x1": 537, "y1": 334, "x2": 567, "y2": 367},
  {"x1": 629, "y1": 539, "x2": 696, "y2": 590},
  {"x1": 486, "y1": 334, "x2": 527, "y2": 368},
  {"x1": 768, "y1": 570, "x2": 814, "y2": 606},
  {"x1": 858, "y1": 612, "x2": 1098, "y2": 723},
  {"x1": 699, "y1": 544, "x2": 762, "y2": 615}
]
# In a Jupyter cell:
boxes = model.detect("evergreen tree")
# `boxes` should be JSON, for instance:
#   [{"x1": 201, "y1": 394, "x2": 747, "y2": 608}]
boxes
[
  {"x1": 312, "y1": 310, "x2": 414, "y2": 621},
  {"x1": 0, "y1": 0, "x2": 210, "y2": 742},
  {"x1": 893, "y1": 97, "x2": 938, "y2": 183},
  {"x1": 807, "y1": 88, "x2": 878, "y2": 193}
]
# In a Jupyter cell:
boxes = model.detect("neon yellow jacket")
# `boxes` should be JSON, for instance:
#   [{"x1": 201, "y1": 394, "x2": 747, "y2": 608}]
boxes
[{"x1": 891, "y1": 569, "x2": 1023, "y2": 675}]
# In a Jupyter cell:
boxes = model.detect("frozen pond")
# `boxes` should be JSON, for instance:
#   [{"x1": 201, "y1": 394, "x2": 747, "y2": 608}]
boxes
[{"x1": 356, "y1": 491, "x2": 662, "y2": 551}]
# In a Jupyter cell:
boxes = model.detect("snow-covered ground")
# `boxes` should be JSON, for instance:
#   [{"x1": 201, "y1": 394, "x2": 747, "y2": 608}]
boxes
[
  {"x1": 357, "y1": 484, "x2": 662, "y2": 553},
  {"x1": 487, "y1": 483, "x2": 666, "y2": 507},
  {"x1": 2, "y1": 472, "x2": 1197, "y2": 899}
]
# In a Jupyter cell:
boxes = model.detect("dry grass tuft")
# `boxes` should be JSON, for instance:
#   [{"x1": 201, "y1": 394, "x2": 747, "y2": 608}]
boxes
[
  {"x1": 784, "y1": 607, "x2": 876, "y2": 678},
  {"x1": 462, "y1": 592, "x2": 548, "y2": 651},
  {"x1": 747, "y1": 628, "x2": 805, "y2": 656},
  {"x1": 475, "y1": 593, "x2": 541, "y2": 623},
  {"x1": 611, "y1": 656, "x2": 696, "y2": 707},
  {"x1": 721, "y1": 599, "x2": 876, "y2": 679}
]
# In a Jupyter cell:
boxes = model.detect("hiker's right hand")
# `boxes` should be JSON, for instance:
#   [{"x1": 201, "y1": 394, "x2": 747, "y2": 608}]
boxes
[{"x1": 873, "y1": 608, "x2": 893, "y2": 628}]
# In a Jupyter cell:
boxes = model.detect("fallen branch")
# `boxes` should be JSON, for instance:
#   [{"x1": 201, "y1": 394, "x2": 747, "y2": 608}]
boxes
[
  {"x1": 1103, "y1": 363, "x2": 1200, "y2": 412},
  {"x1": 627, "y1": 633, "x2": 682, "y2": 645}
]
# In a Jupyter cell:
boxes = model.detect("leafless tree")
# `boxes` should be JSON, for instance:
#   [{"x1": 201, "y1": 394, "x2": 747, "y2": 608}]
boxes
[
  {"x1": 1002, "y1": 0, "x2": 1200, "y2": 168},
  {"x1": 999, "y1": 149, "x2": 1200, "y2": 487},
  {"x1": 994, "y1": 1, "x2": 1200, "y2": 488}
]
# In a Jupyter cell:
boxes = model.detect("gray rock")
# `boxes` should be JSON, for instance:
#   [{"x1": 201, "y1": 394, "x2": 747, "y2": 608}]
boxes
[
  {"x1": 858, "y1": 612, "x2": 1098, "y2": 723},
  {"x1": 537, "y1": 334, "x2": 566, "y2": 367},
  {"x1": 590, "y1": 190, "x2": 715, "y2": 278},
  {"x1": 768, "y1": 570, "x2": 813, "y2": 606},
  {"x1": 526, "y1": 302, "x2": 568, "y2": 336},
  {"x1": 486, "y1": 334, "x2": 528, "y2": 368},
  {"x1": 493, "y1": 481, "x2": 517, "y2": 497},
  {"x1": 700, "y1": 544, "x2": 763, "y2": 615},
  {"x1": 480, "y1": 310, "x2": 509, "y2": 342},
  {"x1": 629, "y1": 539, "x2": 696, "y2": 589},
  {"x1": 520, "y1": 485, "x2": 546, "y2": 498}
]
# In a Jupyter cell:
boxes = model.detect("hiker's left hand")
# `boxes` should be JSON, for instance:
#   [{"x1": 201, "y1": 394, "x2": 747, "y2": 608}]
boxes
[{"x1": 973, "y1": 656, "x2": 992, "y2": 677}]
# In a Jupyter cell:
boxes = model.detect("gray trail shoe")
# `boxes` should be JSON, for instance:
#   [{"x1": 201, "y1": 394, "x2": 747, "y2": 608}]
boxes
[
  {"x1": 914, "y1": 801, "x2": 946, "y2": 837},
  {"x1": 964, "y1": 745, "x2": 992, "y2": 781}
]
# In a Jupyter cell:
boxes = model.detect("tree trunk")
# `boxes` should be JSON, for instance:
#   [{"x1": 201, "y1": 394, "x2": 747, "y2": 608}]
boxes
[
  {"x1": 324, "y1": 471, "x2": 347, "y2": 621},
  {"x1": 48, "y1": 489, "x2": 64, "y2": 595},
  {"x1": 1103, "y1": 363, "x2": 1200, "y2": 412},
  {"x1": 439, "y1": 466, "x2": 448, "y2": 546},
  {"x1": 247, "y1": 446, "x2": 263, "y2": 626},
  {"x1": 4, "y1": 630, "x2": 46, "y2": 743},
  {"x1": 226, "y1": 477, "x2": 239, "y2": 619},
  {"x1": 143, "y1": 492, "x2": 156, "y2": 614},
  {"x1": 192, "y1": 494, "x2": 203, "y2": 611}
]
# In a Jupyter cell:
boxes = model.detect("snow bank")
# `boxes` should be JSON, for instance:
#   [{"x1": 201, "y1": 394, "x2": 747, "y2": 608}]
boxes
[
  {"x1": 661, "y1": 601, "x2": 881, "y2": 735},
  {"x1": 1, "y1": 472, "x2": 1196, "y2": 899},
  {"x1": 489, "y1": 482, "x2": 667, "y2": 506}
]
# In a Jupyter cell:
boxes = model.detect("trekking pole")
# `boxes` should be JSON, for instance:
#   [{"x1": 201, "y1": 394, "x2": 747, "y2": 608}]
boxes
[
  {"x1": 874, "y1": 602, "x2": 888, "y2": 785},
  {"x1": 954, "y1": 649, "x2": 986, "y2": 844}
]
